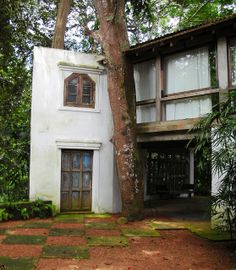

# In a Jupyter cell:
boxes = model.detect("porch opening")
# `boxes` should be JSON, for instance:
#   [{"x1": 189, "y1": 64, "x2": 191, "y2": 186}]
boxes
[{"x1": 142, "y1": 141, "x2": 211, "y2": 220}]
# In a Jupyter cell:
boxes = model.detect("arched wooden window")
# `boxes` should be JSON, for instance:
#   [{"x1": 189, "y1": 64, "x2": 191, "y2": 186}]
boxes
[{"x1": 64, "y1": 73, "x2": 95, "y2": 108}]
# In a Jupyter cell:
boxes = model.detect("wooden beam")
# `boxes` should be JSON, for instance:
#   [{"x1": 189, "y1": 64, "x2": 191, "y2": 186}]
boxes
[
  {"x1": 137, "y1": 118, "x2": 200, "y2": 134},
  {"x1": 137, "y1": 133, "x2": 195, "y2": 143},
  {"x1": 136, "y1": 98, "x2": 156, "y2": 106},
  {"x1": 161, "y1": 88, "x2": 219, "y2": 102}
]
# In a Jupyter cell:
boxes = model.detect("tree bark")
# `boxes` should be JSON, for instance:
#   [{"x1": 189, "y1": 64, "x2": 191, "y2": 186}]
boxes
[
  {"x1": 52, "y1": 0, "x2": 71, "y2": 49},
  {"x1": 93, "y1": 0, "x2": 143, "y2": 218}
]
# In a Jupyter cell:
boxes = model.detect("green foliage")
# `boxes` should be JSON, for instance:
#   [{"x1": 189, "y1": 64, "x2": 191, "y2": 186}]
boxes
[
  {"x1": 192, "y1": 91, "x2": 236, "y2": 238},
  {"x1": 31, "y1": 199, "x2": 53, "y2": 218},
  {"x1": 20, "y1": 207, "x2": 29, "y2": 220},
  {"x1": 0, "y1": 200, "x2": 53, "y2": 221},
  {"x1": 0, "y1": 1, "x2": 57, "y2": 202},
  {"x1": 0, "y1": 208, "x2": 9, "y2": 221},
  {"x1": 125, "y1": 0, "x2": 236, "y2": 44}
]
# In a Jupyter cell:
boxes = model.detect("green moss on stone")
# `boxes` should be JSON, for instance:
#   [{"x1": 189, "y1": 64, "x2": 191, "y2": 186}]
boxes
[
  {"x1": 49, "y1": 228, "x2": 85, "y2": 236},
  {"x1": 3, "y1": 235, "x2": 46, "y2": 245},
  {"x1": 85, "y1": 222, "x2": 117, "y2": 230},
  {"x1": 41, "y1": 245, "x2": 89, "y2": 260},
  {"x1": 87, "y1": 236, "x2": 129, "y2": 247},
  {"x1": 121, "y1": 228, "x2": 160, "y2": 237},
  {"x1": 0, "y1": 256, "x2": 35, "y2": 270}
]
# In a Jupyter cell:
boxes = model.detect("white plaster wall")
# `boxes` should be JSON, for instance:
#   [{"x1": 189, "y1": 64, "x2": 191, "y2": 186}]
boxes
[{"x1": 30, "y1": 46, "x2": 121, "y2": 213}]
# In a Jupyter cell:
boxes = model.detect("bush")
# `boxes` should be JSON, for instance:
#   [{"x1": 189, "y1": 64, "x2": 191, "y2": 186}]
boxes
[{"x1": 0, "y1": 199, "x2": 53, "y2": 221}]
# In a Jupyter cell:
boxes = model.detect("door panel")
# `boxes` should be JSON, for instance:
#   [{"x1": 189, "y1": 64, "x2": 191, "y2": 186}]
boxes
[
  {"x1": 82, "y1": 172, "x2": 91, "y2": 188},
  {"x1": 61, "y1": 150, "x2": 93, "y2": 211},
  {"x1": 61, "y1": 192, "x2": 69, "y2": 210},
  {"x1": 81, "y1": 191, "x2": 90, "y2": 209}
]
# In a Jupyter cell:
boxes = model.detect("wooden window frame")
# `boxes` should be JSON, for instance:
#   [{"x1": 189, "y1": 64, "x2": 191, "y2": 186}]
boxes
[
  {"x1": 64, "y1": 73, "x2": 95, "y2": 108},
  {"x1": 161, "y1": 44, "x2": 218, "y2": 97},
  {"x1": 135, "y1": 44, "x2": 219, "y2": 124}
]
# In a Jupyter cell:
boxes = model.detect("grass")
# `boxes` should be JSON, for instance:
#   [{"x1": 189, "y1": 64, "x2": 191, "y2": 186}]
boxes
[
  {"x1": 85, "y1": 222, "x2": 117, "y2": 230},
  {"x1": 151, "y1": 219, "x2": 236, "y2": 241},
  {"x1": 0, "y1": 257, "x2": 35, "y2": 270},
  {"x1": 49, "y1": 228, "x2": 85, "y2": 236},
  {"x1": 20, "y1": 222, "x2": 52, "y2": 228},
  {"x1": 41, "y1": 245, "x2": 89, "y2": 260},
  {"x1": 184, "y1": 222, "x2": 236, "y2": 241},
  {"x1": 87, "y1": 236, "x2": 129, "y2": 247},
  {"x1": 3, "y1": 235, "x2": 46, "y2": 245},
  {"x1": 0, "y1": 229, "x2": 6, "y2": 234},
  {"x1": 150, "y1": 220, "x2": 186, "y2": 230},
  {"x1": 55, "y1": 214, "x2": 84, "y2": 223},
  {"x1": 84, "y1": 213, "x2": 112, "y2": 218},
  {"x1": 121, "y1": 228, "x2": 160, "y2": 237}
]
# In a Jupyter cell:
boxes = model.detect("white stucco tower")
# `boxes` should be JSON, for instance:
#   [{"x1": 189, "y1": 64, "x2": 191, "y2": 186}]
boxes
[{"x1": 30, "y1": 47, "x2": 121, "y2": 213}]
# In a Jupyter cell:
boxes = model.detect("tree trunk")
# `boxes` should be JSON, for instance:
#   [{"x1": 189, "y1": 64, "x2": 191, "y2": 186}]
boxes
[
  {"x1": 52, "y1": 0, "x2": 71, "y2": 49},
  {"x1": 93, "y1": 0, "x2": 143, "y2": 218}
]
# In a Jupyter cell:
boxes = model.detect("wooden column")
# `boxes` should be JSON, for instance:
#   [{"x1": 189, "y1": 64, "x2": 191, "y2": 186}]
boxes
[{"x1": 155, "y1": 55, "x2": 162, "y2": 121}]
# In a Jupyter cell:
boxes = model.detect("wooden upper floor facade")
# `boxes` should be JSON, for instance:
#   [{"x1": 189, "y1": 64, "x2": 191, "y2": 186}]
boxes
[{"x1": 126, "y1": 15, "x2": 236, "y2": 142}]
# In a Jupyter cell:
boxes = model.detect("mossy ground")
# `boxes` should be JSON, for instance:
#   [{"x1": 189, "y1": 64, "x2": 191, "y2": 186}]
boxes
[
  {"x1": 150, "y1": 220, "x2": 236, "y2": 240},
  {"x1": 55, "y1": 214, "x2": 84, "y2": 222},
  {"x1": 0, "y1": 257, "x2": 35, "y2": 270},
  {"x1": 41, "y1": 245, "x2": 89, "y2": 259},
  {"x1": 3, "y1": 235, "x2": 46, "y2": 245},
  {"x1": 150, "y1": 221, "x2": 186, "y2": 230},
  {"x1": 20, "y1": 222, "x2": 52, "y2": 228},
  {"x1": 86, "y1": 222, "x2": 117, "y2": 230},
  {"x1": 49, "y1": 228, "x2": 85, "y2": 236},
  {"x1": 121, "y1": 228, "x2": 160, "y2": 237},
  {"x1": 87, "y1": 236, "x2": 129, "y2": 246},
  {"x1": 0, "y1": 229, "x2": 6, "y2": 234}
]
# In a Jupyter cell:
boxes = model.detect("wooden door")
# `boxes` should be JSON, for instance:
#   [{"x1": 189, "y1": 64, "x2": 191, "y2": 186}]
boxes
[{"x1": 61, "y1": 150, "x2": 93, "y2": 211}]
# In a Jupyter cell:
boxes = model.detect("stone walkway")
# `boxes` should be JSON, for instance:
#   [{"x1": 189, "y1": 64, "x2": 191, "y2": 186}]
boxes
[{"x1": 0, "y1": 214, "x2": 235, "y2": 270}]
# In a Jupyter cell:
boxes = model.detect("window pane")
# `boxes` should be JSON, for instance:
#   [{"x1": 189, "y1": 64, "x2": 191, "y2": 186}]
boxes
[
  {"x1": 82, "y1": 95, "x2": 91, "y2": 104},
  {"x1": 82, "y1": 80, "x2": 92, "y2": 104},
  {"x1": 230, "y1": 38, "x2": 236, "y2": 86},
  {"x1": 134, "y1": 60, "x2": 156, "y2": 101},
  {"x1": 83, "y1": 80, "x2": 91, "y2": 94},
  {"x1": 68, "y1": 78, "x2": 77, "y2": 102},
  {"x1": 83, "y1": 152, "x2": 92, "y2": 170},
  {"x1": 62, "y1": 152, "x2": 70, "y2": 170},
  {"x1": 165, "y1": 96, "x2": 212, "y2": 121},
  {"x1": 71, "y1": 192, "x2": 80, "y2": 209},
  {"x1": 72, "y1": 153, "x2": 80, "y2": 169},
  {"x1": 136, "y1": 104, "x2": 156, "y2": 123},
  {"x1": 165, "y1": 47, "x2": 210, "y2": 94},
  {"x1": 72, "y1": 172, "x2": 80, "y2": 188},
  {"x1": 83, "y1": 172, "x2": 91, "y2": 188}
]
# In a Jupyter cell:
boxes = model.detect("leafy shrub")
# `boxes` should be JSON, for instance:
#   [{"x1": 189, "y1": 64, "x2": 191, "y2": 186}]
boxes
[
  {"x1": 21, "y1": 207, "x2": 29, "y2": 220},
  {"x1": 0, "y1": 208, "x2": 9, "y2": 221},
  {"x1": 0, "y1": 200, "x2": 53, "y2": 221},
  {"x1": 31, "y1": 199, "x2": 53, "y2": 218}
]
